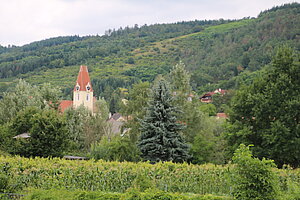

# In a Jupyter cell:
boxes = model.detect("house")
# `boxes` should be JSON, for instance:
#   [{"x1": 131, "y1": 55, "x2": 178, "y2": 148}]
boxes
[
  {"x1": 216, "y1": 113, "x2": 228, "y2": 119},
  {"x1": 108, "y1": 113, "x2": 128, "y2": 135},
  {"x1": 200, "y1": 88, "x2": 227, "y2": 103},
  {"x1": 200, "y1": 92, "x2": 215, "y2": 103},
  {"x1": 59, "y1": 65, "x2": 95, "y2": 113}
]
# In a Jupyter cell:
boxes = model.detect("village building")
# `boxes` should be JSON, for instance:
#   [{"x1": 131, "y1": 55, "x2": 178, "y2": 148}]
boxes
[
  {"x1": 59, "y1": 65, "x2": 95, "y2": 113},
  {"x1": 59, "y1": 65, "x2": 127, "y2": 135},
  {"x1": 200, "y1": 88, "x2": 227, "y2": 103}
]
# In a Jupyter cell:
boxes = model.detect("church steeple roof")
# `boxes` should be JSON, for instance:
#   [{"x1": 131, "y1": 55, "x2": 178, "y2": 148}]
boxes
[{"x1": 74, "y1": 65, "x2": 93, "y2": 92}]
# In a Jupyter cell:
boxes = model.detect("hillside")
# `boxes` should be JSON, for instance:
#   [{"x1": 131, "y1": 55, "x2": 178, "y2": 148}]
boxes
[{"x1": 0, "y1": 3, "x2": 299, "y2": 97}]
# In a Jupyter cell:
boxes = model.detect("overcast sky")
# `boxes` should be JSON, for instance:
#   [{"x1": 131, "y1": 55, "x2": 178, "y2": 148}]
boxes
[{"x1": 0, "y1": 0, "x2": 298, "y2": 46}]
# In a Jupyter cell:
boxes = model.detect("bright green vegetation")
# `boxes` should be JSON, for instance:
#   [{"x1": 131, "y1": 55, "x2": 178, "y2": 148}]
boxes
[
  {"x1": 227, "y1": 46, "x2": 300, "y2": 168},
  {"x1": 22, "y1": 189, "x2": 232, "y2": 200},
  {"x1": 0, "y1": 155, "x2": 299, "y2": 199},
  {"x1": 0, "y1": 156, "x2": 232, "y2": 195},
  {"x1": 0, "y1": 3, "x2": 299, "y2": 98},
  {"x1": 232, "y1": 144, "x2": 279, "y2": 200}
]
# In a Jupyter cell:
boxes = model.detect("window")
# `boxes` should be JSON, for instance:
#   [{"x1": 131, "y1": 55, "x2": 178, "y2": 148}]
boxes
[
  {"x1": 76, "y1": 83, "x2": 80, "y2": 91},
  {"x1": 86, "y1": 94, "x2": 89, "y2": 101},
  {"x1": 77, "y1": 94, "x2": 80, "y2": 100}
]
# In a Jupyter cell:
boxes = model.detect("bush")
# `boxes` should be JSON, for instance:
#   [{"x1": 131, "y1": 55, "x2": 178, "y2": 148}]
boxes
[
  {"x1": 23, "y1": 189, "x2": 233, "y2": 200},
  {"x1": 0, "y1": 156, "x2": 232, "y2": 195},
  {"x1": 0, "y1": 156, "x2": 299, "y2": 196},
  {"x1": 232, "y1": 144, "x2": 279, "y2": 200},
  {"x1": 0, "y1": 173, "x2": 8, "y2": 192},
  {"x1": 90, "y1": 136, "x2": 141, "y2": 162}
]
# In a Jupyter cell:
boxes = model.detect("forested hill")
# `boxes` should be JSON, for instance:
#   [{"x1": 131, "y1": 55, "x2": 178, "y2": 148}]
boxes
[{"x1": 0, "y1": 3, "x2": 299, "y2": 97}]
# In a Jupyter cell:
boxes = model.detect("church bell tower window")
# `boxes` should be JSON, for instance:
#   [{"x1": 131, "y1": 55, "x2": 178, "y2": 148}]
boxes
[
  {"x1": 76, "y1": 83, "x2": 80, "y2": 91},
  {"x1": 86, "y1": 83, "x2": 91, "y2": 91}
]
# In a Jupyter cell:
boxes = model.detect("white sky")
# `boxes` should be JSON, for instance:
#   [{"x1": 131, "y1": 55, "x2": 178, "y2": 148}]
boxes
[{"x1": 0, "y1": 0, "x2": 298, "y2": 46}]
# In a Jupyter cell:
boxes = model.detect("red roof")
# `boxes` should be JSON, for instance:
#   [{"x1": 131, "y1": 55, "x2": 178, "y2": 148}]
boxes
[
  {"x1": 74, "y1": 65, "x2": 93, "y2": 92},
  {"x1": 216, "y1": 113, "x2": 228, "y2": 119},
  {"x1": 59, "y1": 100, "x2": 73, "y2": 112}
]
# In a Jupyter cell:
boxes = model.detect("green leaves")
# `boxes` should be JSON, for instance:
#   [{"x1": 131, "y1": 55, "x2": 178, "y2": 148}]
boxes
[
  {"x1": 228, "y1": 47, "x2": 300, "y2": 167},
  {"x1": 232, "y1": 144, "x2": 279, "y2": 200},
  {"x1": 28, "y1": 109, "x2": 68, "y2": 157}
]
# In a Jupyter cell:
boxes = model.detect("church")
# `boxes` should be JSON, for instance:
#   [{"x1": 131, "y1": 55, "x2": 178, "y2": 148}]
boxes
[{"x1": 59, "y1": 65, "x2": 95, "y2": 113}]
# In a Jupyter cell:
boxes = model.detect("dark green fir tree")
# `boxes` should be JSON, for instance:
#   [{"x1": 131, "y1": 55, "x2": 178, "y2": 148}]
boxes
[{"x1": 138, "y1": 77, "x2": 189, "y2": 163}]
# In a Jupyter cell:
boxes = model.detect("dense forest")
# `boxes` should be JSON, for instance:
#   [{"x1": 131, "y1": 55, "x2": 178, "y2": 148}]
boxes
[{"x1": 0, "y1": 3, "x2": 299, "y2": 98}]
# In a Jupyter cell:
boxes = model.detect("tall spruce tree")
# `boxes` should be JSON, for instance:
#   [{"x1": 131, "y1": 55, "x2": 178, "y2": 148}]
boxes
[{"x1": 138, "y1": 77, "x2": 189, "y2": 163}]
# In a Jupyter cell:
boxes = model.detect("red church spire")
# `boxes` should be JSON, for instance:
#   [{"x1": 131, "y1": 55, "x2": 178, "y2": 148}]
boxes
[{"x1": 74, "y1": 65, "x2": 93, "y2": 92}]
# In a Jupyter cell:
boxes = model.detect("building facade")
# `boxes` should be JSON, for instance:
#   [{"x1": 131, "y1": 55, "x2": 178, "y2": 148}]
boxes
[
  {"x1": 59, "y1": 65, "x2": 94, "y2": 113},
  {"x1": 73, "y1": 65, "x2": 94, "y2": 113}
]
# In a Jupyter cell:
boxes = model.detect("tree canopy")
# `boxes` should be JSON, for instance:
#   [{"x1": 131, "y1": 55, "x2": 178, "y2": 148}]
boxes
[{"x1": 227, "y1": 46, "x2": 300, "y2": 167}]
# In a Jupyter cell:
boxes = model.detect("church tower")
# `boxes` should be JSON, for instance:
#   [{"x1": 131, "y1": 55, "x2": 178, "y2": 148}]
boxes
[{"x1": 73, "y1": 65, "x2": 94, "y2": 113}]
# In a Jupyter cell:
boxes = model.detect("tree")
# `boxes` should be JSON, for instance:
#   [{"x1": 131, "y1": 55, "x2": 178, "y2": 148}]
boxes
[
  {"x1": 199, "y1": 103, "x2": 217, "y2": 116},
  {"x1": 64, "y1": 98, "x2": 111, "y2": 152},
  {"x1": 167, "y1": 60, "x2": 191, "y2": 95},
  {"x1": 28, "y1": 109, "x2": 68, "y2": 157},
  {"x1": 138, "y1": 77, "x2": 189, "y2": 163},
  {"x1": 0, "y1": 80, "x2": 61, "y2": 125},
  {"x1": 120, "y1": 81, "x2": 150, "y2": 142},
  {"x1": 227, "y1": 46, "x2": 300, "y2": 167},
  {"x1": 167, "y1": 61, "x2": 227, "y2": 164},
  {"x1": 232, "y1": 144, "x2": 279, "y2": 200},
  {"x1": 9, "y1": 108, "x2": 68, "y2": 157},
  {"x1": 190, "y1": 116, "x2": 227, "y2": 164},
  {"x1": 90, "y1": 136, "x2": 140, "y2": 162}
]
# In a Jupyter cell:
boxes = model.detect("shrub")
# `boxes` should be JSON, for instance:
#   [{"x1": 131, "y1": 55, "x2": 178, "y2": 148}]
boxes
[
  {"x1": 90, "y1": 136, "x2": 141, "y2": 162},
  {"x1": 0, "y1": 173, "x2": 8, "y2": 192},
  {"x1": 232, "y1": 144, "x2": 279, "y2": 200},
  {"x1": 23, "y1": 189, "x2": 233, "y2": 200}
]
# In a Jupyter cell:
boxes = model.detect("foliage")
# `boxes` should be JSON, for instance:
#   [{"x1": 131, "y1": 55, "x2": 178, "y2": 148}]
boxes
[
  {"x1": 189, "y1": 116, "x2": 227, "y2": 165},
  {"x1": 227, "y1": 46, "x2": 300, "y2": 167},
  {"x1": 138, "y1": 78, "x2": 189, "y2": 163},
  {"x1": 64, "y1": 99, "x2": 111, "y2": 152},
  {"x1": 0, "y1": 173, "x2": 8, "y2": 192},
  {"x1": 167, "y1": 60, "x2": 191, "y2": 96},
  {"x1": 23, "y1": 189, "x2": 233, "y2": 200},
  {"x1": 0, "y1": 80, "x2": 61, "y2": 125},
  {"x1": 90, "y1": 136, "x2": 141, "y2": 162},
  {"x1": 0, "y1": 4, "x2": 299, "y2": 98},
  {"x1": 27, "y1": 109, "x2": 68, "y2": 157},
  {"x1": 232, "y1": 144, "x2": 279, "y2": 200},
  {"x1": 179, "y1": 99, "x2": 208, "y2": 143},
  {"x1": 0, "y1": 156, "x2": 237, "y2": 195},
  {"x1": 199, "y1": 104, "x2": 217, "y2": 116},
  {"x1": 3, "y1": 107, "x2": 68, "y2": 157},
  {"x1": 0, "y1": 156, "x2": 299, "y2": 197},
  {"x1": 64, "y1": 106, "x2": 90, "y2": 150},
  {"x1": 211, "y1": 91, "x2": 234, "y2": 113},
  {"x1": 165, "y1": 61, "x2": 227, "y2": 164},
  {"x1": 120, "y1": 81, "x2": 151, "y2": 142}
]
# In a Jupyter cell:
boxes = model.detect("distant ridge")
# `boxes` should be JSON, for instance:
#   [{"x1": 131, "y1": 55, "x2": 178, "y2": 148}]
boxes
[{"x1": 0, "y1": 3, "x2": 299, "y2": 97}]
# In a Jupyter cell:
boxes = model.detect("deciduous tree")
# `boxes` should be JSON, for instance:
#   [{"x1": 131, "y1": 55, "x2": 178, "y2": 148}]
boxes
[{"x1": 227, "y1": 46, "x2": 300, "y2": 167}]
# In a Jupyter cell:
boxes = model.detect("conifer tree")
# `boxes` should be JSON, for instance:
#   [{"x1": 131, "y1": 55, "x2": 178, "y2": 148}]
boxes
[{"x1": 138, "y1": 77, "x2": 189, "y2": 163}]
